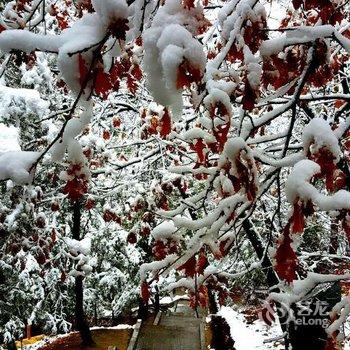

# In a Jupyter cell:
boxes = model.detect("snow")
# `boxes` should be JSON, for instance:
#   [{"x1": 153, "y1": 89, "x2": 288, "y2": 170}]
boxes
[
  {"x1": 0, "y1": 151, "x2": 40, "y2": 184},
  {"x1": 260, "y1": 25, "x2": 335, "y2": 56},
  {"x1": 327, "y1": 297, "x2": 350, "y2": 339},
  {"x1": 91, "y1": 324, "x2": 134, "y2": 330},
  {"x1": 203, "y1": 87, "x2": 233, "y2": 116},
  {"x1": 0, "y1": 0, "x2": 129, "y2": 99},
  {"x1": 152, "y1": 221, "x2": 177, "y2": 240},
  {"x1": 91, "y1": 0, "x2": 128, "y2": 27},
  {"x1": 143, "y1": 0, "x2": 205, "y2": 118},
  {"x1": 218, "y1": 0, "x2": 266, "y2": 42},
  {"x1": 65, "y1": 236, "x2": 93, "y2": 277},
  {"x1": 0, "y1": 124, "x2": 20, "y2": 153},
  {"x1": 140, "y1": 254, "x2": 177, "y2": 280},
  {"x1": 0, "y1": 30, "x2": 61, "y2": 53},
  {"x1": 64, "y1": 237, "x2": 91, "y2": 256},
  {"x1": 51, "y1": 104, "x2": 92, "y2": 162},
  {"x1": 218, "y1": 306, "x2": 284, "y2": 350},
  {"x1": 0, "y1": 83, "x2": 49, "y2": 118},
  {"x1": 183, "y1": 128, "x2": 216, "y2": 144},
  {"x1": 335, "y1": 30, "x2": 350, "y2": 53},
  {"x1": 244, "y1": 46, "x2": 262, "y2": 90},
  {"x1": 302, "y1": 118, "x2": 341, "y2": 161},
  {"x1": 219, "y1": 137, "x2": 257, "y2": 182},
  {"x1": 286, "y1": 160, "x2": 350, "y2": 211}
]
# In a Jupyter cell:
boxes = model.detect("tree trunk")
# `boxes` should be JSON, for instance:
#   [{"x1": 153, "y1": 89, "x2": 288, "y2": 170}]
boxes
[
  {"x1": 72, "y1": 200, "x2": 94, "y2": 346},
  {"x1": 6, "y1": 340, "x2": 17, "y2": 350},
  {"x1": 208, "y1": 287, "x2": 218, "y2": 314},
  {"x1": 154, "y1": 285, "x2": 160, "y2": 314},
  {"x1": 137, "y1": 297, "x2": 149, "y2": 320},
  {"x1": 289, "y1": 282, "x2": 341, "y2": 350},
  {"x1": 242, "y1": 219, "x2": 289, "y2": 348},
  {"x1": 329, "y1": 219, "x2": 339, "y2": 255},
  {"x1": 94, "y1": 301, "x2": 98, "y2": 326},
  {"x1": 210, "y1": 315, "x2": 236, "y2": 350},
  {"x1": 243, "y1": 219, "x2": 342, "y2": 350}
]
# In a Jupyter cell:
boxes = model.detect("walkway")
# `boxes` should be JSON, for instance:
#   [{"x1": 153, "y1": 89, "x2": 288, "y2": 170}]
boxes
[{"x1": 127, "y1": 298, "x2": 206, "y2": 350}]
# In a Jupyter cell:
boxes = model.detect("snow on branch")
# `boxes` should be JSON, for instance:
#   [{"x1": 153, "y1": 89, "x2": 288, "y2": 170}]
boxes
[
  {"x1": 0, "y1": 151, "x2": 40, "y2": 184},
  {"x1": 0, "y1": 0, "x2": 129, "y2": 99},
  {"x1": 143, "y1": 0, "x2": 205, "y2": 118},
  {"x1": 286, "y1": 159, "x2": 350, "y2": 211}
]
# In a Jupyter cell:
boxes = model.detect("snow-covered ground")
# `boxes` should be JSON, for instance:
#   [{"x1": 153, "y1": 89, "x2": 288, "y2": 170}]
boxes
[
  {"x1": 219, "y1": 307, "x2": 284, "y2": 350},
  {"x1": 219, "y1": 306, "x2": 350, "y2": 350}
]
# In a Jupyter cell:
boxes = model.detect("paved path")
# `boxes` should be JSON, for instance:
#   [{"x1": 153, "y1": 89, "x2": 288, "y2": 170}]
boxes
[{"x1": 129, "y1": 298, "x2": 206, "y2": 350}]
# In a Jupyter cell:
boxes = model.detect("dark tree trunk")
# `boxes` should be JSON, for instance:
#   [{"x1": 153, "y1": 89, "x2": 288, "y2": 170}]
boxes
[
  {"x1": 208, "y1": 286, "x2": 232, "y2": 349},
  {"x1": 208, "y1": 287, "x2": 218, "y2": 314},
  {"x1": 6, "y1": 340, "x2": 17, "y2": 350},
  {"x1": 72, "y1": 200, "x2": 94, "y2": 346},
  {"x1": 94, "y1": 301, "x2": 98, "y2": 326},
  {"x1": 329, "y1": 219, "x2": 339, "y2": 255},
  {"x1": 243, "y1": 219, "x2": 289, "y2": 348},
  {"x1": 289, "y1": 282, "x2": 341, "y2": 350},
  {"x1": 137, "y1": 297, "x2": 149, "y2": 320},
  {"x1": 243, "y1": 219, "x2": 342, "y2": 350},
  {"x1": 154, "y1": 285, "x2": 160, "y2": 314},
  {"x1": 75, "y1": 275, "x2": 94, "y2": 345},
  {"x1": 210, "y1": 315, "x2": 236, "y2": 350}
]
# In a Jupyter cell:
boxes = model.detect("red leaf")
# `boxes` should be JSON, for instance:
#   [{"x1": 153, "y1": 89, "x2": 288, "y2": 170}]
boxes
[
  {"x1": 335, "y1": 99, "x2": 346, "y2": 109},
  {"x1": 49, "y1": 4, "x2": 58, "y2": 16},
  {"x1": 183, "y1": 0, "x2": 195, "y2": 9},
  {"x1": 60, "y1": 271, "x2": 67, "y2": 283},
  {"x1": 51, "y1": 201, "x2": 59, "y2": 212},
  {"x1": 95, "y1": 69, "x2": 112, "y2": 99},
  {"x1": 57, "y1": 13, "x2": 69, "y2": 29},
  {"x1": 176, "y1": 60, "x2": 202, "y2": 89},
  {"x1": 176, "y1": 66, "x2": 190, "y2": 89},
  {"x1": 219, "y1": 239, "x2": 229, "y2": 257},
  {"x1": 189, "y1": 285, "x2": 208, "y2": 309},
  {"x1": 112, "y1": 116, "x2": 121, "y2": 128},
  {"x1": 213, "y1": 123, "x2": 230, "y2": 153},
  {"x1": 160, "y1": 108, "x2": 171, "y2": 137},
  {"x1": 141, "y1": 281, "x2": 150, "y2": 302},
  {"x1": 127, "y1": 232, "x2": 137, "y2": 244},
  {"x1": 292, "y1": 0, "x2": 303, "y2": 9},
  {"x1": 135, "y1": 36, "x2": 143, "y2": 46},
  {"x1": 178, "y1": 255, "x2": 196, "y2": 277},
  {"x1": 85, "y1": 198, "x2": 95, "y2": 210},
  {"x1": 312, "y1": 148, "x2": 336, "y2": 192},
  {"x1": 51, "y1": 229, "x2": 57, "y2": 243},
  {"x1": 78, "y1": 53, "x2": 89, "y2": 88},
  {"x1": 131, "y1": 63, "x2": 142, "y2": 80},
  {"x1": 191, "y1": 138, "x2": 206, "y2": 165},
  {"x1": 260, "y1": 302, "x2": 275, "y2": 326},
  {"x1": 110, "y1": 62, "x2": 122, "y2": 91},
  {"x1": 153, "y1": 240, "x2": 167, "y2": 260},
  {"x1": 242, "y1": 82, "x2": 257, "y2": 111},
  {"x1": 197, "y1": 251, "x2": 208, "y2": 274},
  {"x1": 102, "y1": 130, "x2": 111, "y2": 140},
  {"x1": 103, "y1": 209, "x2": 116, "y2": 222},
  {"x1": 127, "y1": 74, "x2": 137, "y2": 94},
  {"x1": 274, "y1": 225, "x2": 298, "y2": 283},
  {"x1": 63, "y1": 177, "x2": 88, "y2": 202},
  {"x1": 108, "y1": 18, "x2": 129, "y2": 41},
  {"x1": 197, "y1": 285, "x2": 209, "y2": 308},
  {"x1": 290, "y1": 202, "x2": 305, "y2": 234}
]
